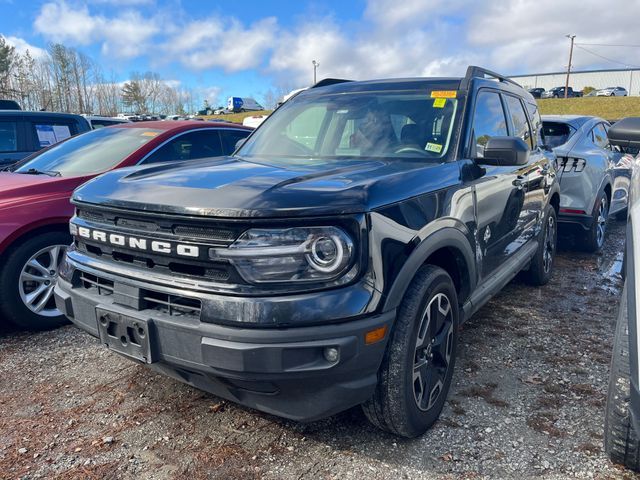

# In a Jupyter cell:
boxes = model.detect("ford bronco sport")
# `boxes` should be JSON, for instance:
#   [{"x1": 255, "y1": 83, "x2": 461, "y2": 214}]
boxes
[{"x1": 55, "y1": 67, "x2": 560, "y2": 437}]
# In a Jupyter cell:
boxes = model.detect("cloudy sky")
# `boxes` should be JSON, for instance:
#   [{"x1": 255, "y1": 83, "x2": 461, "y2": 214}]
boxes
[{"x1": 2, "y1": 0, "x2": 640, "y2": 105}]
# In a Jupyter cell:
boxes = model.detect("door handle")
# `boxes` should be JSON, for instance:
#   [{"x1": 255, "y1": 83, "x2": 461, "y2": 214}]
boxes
[{"x1": 513, "y1": 175, "x2": 525, "y2": 189}]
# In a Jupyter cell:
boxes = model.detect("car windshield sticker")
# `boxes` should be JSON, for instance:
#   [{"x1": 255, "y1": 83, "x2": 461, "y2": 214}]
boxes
[
  {"x1": 433, "y1": 98, "x2": 447, "y2": 108},
  {"x1": 35, "y1": 124, "x2": 71, "y2": 147},
  {"x1": 431, "y1": 91, "x2": 457, "y2": 99},
  {"x1": 426, "y1": 142, "x2": 443, "y2": 153},
  {"x1": 141, "y1": 131, "x2": 160, "y2": 137}
]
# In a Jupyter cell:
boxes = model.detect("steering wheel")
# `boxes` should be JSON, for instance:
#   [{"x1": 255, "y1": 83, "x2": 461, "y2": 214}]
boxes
[{"x1": 394, "y1": 146, "x2": 433, "y2": 156}]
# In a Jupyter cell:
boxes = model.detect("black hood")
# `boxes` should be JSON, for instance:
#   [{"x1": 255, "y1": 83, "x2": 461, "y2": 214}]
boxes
[{"x1": 73, "y1": 156, "x2": 461, "y2": 218}]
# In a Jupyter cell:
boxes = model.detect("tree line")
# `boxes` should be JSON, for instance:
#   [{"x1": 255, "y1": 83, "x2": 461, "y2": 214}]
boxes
[{"x1": 0, "y1": 37, "x2": 200, "y2": 116}]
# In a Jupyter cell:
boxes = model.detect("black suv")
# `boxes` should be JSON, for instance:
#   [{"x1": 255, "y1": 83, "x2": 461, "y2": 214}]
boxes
[
  {"x1": 0, "y1": 111, "x2": 90, "y2": 167},
  {"x1": 55, "y1": 67, "x2": 560, "y2": 437}
]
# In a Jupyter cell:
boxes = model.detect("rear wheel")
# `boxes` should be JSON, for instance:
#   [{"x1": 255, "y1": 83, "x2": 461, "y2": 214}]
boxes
[
  {"x1": 0, "y1": 231, "x2": 70, "y2": 330},
  {"x1": 580, "y1": 192, "x2": 609, "y2": 252},
  {"x1": 605, "y1": 287, "x2": 640, "y2": 471},
  {"x1": 362, "y1": 265, "x2": 458, "y2": 437}
]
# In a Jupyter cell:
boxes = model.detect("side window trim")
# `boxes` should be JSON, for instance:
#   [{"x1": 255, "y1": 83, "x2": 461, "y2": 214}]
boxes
[{"x1": 138, "y1": 127, "x2": 244, "y2": 165}]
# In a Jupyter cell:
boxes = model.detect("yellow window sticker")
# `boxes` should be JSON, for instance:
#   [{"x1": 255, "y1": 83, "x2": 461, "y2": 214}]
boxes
[
  {"x1": 141, "y1": 131, "x2": 159, "y2": 137},
  {"x1": 433, "y1": 98, "x2": 447, "y2": 108},
  {"x1": 431, "y1": 90, "x2": 457, "y2": 99},
  {"x1": 426, "y1": 143, "x2": 443, "y2": 153}
]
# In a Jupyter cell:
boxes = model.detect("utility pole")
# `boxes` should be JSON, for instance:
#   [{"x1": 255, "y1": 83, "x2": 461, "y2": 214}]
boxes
[
  {"x1": 564, "y1": 34, "x2": 576, "y2": 99},
  {"x1": 312, "y1": 60, "x2": 319, "y2": 84}
]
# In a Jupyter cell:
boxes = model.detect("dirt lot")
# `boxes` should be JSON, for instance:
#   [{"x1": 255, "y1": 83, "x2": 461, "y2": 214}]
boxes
[{"x1": 0, "y1": 219, "x2": 635, "y2": 479}]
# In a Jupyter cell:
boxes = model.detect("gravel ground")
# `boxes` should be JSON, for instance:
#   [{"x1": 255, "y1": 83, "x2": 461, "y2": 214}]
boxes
[{"x1": 0, "y1": 219, "x2": 635, "y2": 480}]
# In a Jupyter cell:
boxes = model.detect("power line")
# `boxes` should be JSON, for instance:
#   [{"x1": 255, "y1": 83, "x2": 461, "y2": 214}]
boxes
[
  {"x1": 574, "y1": 44, "x2": 640, "y2": 69},
  {"x1": 576, "y1": 43, "x2": 640, "y2": 48}
]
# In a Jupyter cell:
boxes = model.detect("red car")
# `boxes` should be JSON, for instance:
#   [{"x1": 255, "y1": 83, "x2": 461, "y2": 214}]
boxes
[{"x1": 0, "y1": 121, "x2": 252, "y2": 329}]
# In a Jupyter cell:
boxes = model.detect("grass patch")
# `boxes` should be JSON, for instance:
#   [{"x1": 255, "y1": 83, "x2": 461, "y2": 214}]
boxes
[
  {"x1": 198, "y1": 110, "x2": 273, "y2": 124},
  {"x1": 538, "y1": 97, "x2": 640, "y2": 120}
]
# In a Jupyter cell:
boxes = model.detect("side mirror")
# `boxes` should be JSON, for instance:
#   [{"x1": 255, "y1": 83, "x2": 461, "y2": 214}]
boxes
[
  {"x1": 234, "y1": 138, "x2": 247, "y2": 151},
  {"x1": 476, "y1": 137, "x2": 530, "y2": 167},
  {"x1": 608, "y1": 117, "x2": 640, "y2": 149}
]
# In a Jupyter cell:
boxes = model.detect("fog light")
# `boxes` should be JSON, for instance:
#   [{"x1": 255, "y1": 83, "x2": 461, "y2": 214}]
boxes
[{"x1": 324, "y1": 347, "x2": 339, "y2": 363}]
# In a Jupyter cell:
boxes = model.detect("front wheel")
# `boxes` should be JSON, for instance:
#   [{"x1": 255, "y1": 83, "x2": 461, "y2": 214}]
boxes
[
  {"x1": 0, "y1": 231, "x2": 71, "y2": 330},
  {"x1": 525, "y1": 203, "x2": 557, "y2": 286},
  {"x1": 362, "y1": 265, "x2": 459, "y2": 437},
  {"x1": 605, "y1": 285, "x2": 640, "y2": 471}
]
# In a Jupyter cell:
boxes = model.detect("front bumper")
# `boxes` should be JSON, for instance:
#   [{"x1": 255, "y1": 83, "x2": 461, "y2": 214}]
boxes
[{"x1": 54, "y1": 272, "x2": 394, "y2": 422}]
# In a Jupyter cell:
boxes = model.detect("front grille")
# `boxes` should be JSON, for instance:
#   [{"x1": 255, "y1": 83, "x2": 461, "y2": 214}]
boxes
[
  {"x1": 172, "y1": 225, "x2": 235, "y2": 241},
  {"x1": 77, "y1": 270, "x2": 201, "y2": 319},
  {"x1": 80, "y1": 271, "x2": 114, "y2": 296},
  {"x1": 142, "y1": 290, "x2": 202, "y2": 317}
]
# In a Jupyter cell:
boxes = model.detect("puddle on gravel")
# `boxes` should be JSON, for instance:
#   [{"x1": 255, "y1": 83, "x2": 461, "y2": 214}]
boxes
[{"x1": 597, "y1": 251, "x2": 624, "y2": 295}]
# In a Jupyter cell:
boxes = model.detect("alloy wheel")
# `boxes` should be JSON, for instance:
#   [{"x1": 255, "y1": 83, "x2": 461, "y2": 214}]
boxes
[
  {"x1": 413, "y1": 292, "x2": 454, "y2": 411},
  {"x1": 596, "y1": 197, "x2": 609, "y2": 248},
  {"x1": 543, "y1": 213, "x2": 556, "y2": 273},
  {"x1": 18, "y1": 244, "x2": 67, "y2": 317}
]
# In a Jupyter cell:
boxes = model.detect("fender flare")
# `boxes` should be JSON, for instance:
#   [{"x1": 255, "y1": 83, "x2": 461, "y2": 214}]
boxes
[{"x1": 382, "y1": 227, "x2": 477, "y2": 312}]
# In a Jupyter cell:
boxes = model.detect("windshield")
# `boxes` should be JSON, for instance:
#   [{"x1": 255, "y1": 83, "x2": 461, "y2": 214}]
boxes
[
  {"x1": 13, "y1": 127, "x2": 162, "y2": 177},
  {"x1": 237, "y1": 90, "x2": 459, "y2": 161},
  {"x1": 542, "y1": 121, "x2": 577, "y2": 148}
]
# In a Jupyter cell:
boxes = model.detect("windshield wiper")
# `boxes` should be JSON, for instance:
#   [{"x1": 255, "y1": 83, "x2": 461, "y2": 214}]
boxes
[{"x1": 17, "y1": 168, "x2": 61, "y2": 177}]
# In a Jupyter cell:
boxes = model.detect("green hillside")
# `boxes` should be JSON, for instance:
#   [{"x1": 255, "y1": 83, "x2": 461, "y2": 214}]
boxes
[{"x1": 538, "y1": 97, "x2": 640, "y2": 120}]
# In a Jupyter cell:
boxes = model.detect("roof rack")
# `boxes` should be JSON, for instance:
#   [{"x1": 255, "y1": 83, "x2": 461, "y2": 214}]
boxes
[
  {"x1": 461, "y1": 66, "x2": 521, "y2": 90},
  {"x1": 312, "y1": 78, "x2": 353, "y2": 88}
]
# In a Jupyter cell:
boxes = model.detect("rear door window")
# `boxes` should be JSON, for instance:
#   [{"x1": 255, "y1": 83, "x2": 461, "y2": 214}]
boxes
[
  {"x1": 0, "y1": 121, "x2": 18, "y2": 152},
  {"x1": 591, "y1": 123, "x2": 609, "y2": 149},
  {"x1": 504, "y1": 95, "x2": 533, "y2": 148},
  {"x1": 220, "y1": 129, "x2": 251, "y2": 154},
  {"x1": 142, "y1": 129, "x2": 225, "y2": 164},
  {"x1": 28, "y1": 119, "x2": 78, "y2": 150},
  {"x1": 470, "y1": 90, "x2": 508, "y2": 158}
]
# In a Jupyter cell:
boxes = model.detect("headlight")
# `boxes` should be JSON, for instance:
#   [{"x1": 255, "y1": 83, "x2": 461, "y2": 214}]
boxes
[{"x1": 210, "y1": 226, "x2": 355, "y2": 284}]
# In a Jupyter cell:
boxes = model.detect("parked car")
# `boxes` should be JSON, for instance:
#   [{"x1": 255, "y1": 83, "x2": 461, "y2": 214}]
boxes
[
  {"x1": 542, "y1": 115, "x2": 631, "y2": 251},
  {"x1": 528, "y1": 87, "x2": 545, "y2": 98},
  {"x1": 0, "y1": 111, "x2": 90, "y2": 168},
  {"x1": 604, "y1": 116, "x2": 640, "y2": 471},
  {"x1": 0, "y1": 121, "x2": 252, "y2": 330},
  {"x1": 55, "y1": 66, "x2": 560, "y2": 437},
  {"x1": 82, "y1": 115, "x2": 131, "y2": 129},
  {"x1": 597, "y1": 86, "x2": 628, "y2": 97},
  {"x1": 0, "y1": 99, "x2": 21, "y2": 110},
  {"x1": 541, "y1": 86, "x2": 579, "y2": 98},
  {"x1": 242, "y1": 114, "x2": 269, "y2": 128}
]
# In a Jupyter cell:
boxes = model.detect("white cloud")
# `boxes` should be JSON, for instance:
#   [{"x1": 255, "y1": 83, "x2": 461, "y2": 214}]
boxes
[
  {"x1": 34, "y1": 0, "x2": 159, "y2": 58},
  {"x1": 28, "y1": 0, "x2": 640, "y2": 88},
  {"x1": 3, "y1": 36, "x2": 47, "y2": 59}
]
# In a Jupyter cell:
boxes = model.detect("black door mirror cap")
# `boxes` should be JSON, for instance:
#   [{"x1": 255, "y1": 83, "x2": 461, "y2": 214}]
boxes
[
  {"x1": 608, "y1": 117, "x2": 640, "y2": 149},
  {"x1": 476, "y1": 136, "x2": 531, "y2": 167}
]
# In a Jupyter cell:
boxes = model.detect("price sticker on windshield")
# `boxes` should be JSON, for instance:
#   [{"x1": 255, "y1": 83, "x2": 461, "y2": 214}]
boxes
[
  {"x1": 426, "y1": 143, "x2": 443, "y2": 153},
  {"x1": 431, "y1": 91, "x2": 457, "y2": 99},
  {"x1": 433, "y1": 98, "x2": 447, "y2": 108}
]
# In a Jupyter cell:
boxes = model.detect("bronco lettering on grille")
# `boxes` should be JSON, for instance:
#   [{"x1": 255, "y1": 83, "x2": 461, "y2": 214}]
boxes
[{"x1": 76, "y1": 226, "x2": 200, "y2": 258}]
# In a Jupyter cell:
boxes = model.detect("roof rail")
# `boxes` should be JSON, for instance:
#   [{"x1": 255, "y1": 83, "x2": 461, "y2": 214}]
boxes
[
  {"x1": 461, "y1": 66, "x2": 521, "y2": 90},
  {"x1": 312, "y1": 78, "x2": 353, "y2": 88}
]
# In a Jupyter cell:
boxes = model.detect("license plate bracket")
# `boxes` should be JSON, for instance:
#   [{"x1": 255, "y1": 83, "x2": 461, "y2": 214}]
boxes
[{"x1": 96, "y1": 308, "x2": 155, "y2": 364}]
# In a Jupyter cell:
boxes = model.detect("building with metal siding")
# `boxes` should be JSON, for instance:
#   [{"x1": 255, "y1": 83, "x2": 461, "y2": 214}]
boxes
[{"x1": 508, "y1": 68, "x2": 640, "y2": 96}]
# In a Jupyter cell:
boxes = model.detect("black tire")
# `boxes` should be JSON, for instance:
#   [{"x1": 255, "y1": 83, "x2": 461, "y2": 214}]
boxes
[
  {"x1": 605, "y1": 285, "x2": 640, "y2": 471},
  {"x1": 0, "y1": 231, "x2": 71, "y2": 330},
  {"x1": 525, "y1": 203, "x2": 557, "y2": 286},
  {"x1": 362, "y1": 265, "x2": 459, "y2": 437},
  {"x1": 579, "y1": 191, "x2": 609, "y2": 253}
]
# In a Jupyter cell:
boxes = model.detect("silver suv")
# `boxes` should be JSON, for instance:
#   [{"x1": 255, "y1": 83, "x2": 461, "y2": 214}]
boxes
[{"x1": 542, "y1": 115, "x2": 632, "y2": 251}]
